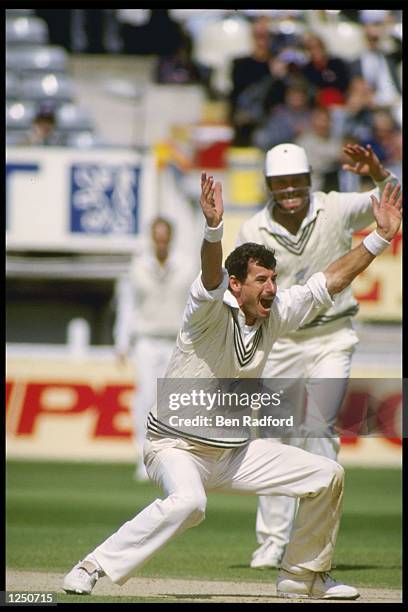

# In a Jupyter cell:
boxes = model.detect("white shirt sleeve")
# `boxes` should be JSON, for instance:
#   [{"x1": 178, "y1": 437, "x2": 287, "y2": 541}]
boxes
[
  {"x1": 336, "y1": 172, "x2": 399, "y2": 232},
  {"x1": 272, "y1": 271, "x2": 334, "y2": 337},
  {"x1": 182, "y1": 268, "x2": 229, "y2": 334}
]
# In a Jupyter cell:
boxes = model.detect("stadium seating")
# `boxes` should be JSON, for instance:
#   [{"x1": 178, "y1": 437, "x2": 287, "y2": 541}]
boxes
[
  {"x1": 193, "y1": 15, "x2": 254, "y2": 95},
  {"x1": 6, "y1": 131, "x2": 29, "y2": 146},
  {"x1": 6, "y1": 8, "x2": 35, "y2": 16},
  {"x1": 6, "y1": 16, "x2": 49, "y2": 45},
  {"x1": 6, "y1": 45, "x2": 69, "y2": 74},
  {"x1": 56, "y1": 103, "x2": 94, "y2": 132},
  {"x1": 6, "y1": 72, "x2": 21, "y2": 100},
  {"x1": 65, "y1": 131, "x2": 98, "y2": 148},
  {"x1": 6, "y1": 12, "x2": 98, "y2": 147},
  {"x1": 6, "y1": 100, "x2": 37, "y2": 129},
  {"x1": 20, "y1": 73, "x2": 75, "y2": 103},
  {"x1": 305, "y1": 12, "x2": 365, "y2": 61}
]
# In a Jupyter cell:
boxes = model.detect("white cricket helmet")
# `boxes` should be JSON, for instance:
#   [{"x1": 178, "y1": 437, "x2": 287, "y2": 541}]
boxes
[
  {"x1": 265, "y1": 143, "x2": 310, "y2": 178},
  {"x1": 264, "y1": 144, "x2": 312, "y2": 215}
]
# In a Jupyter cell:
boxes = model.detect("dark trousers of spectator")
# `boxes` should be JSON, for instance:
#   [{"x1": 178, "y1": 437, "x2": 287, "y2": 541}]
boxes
[
  {"x1": 36, "y1": 9, "x2": 122, "y2": 53},
  {"x1": 121, "y1": 10, "x2": 182, "y2": 56}
]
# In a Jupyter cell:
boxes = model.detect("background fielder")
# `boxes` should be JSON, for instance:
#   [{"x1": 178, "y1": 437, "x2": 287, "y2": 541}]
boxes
[
  {"x1": 237, "y1": 142, "x2": 398, "y2": 568},
  {"x1": 115, "y1": 217, "x2": 194, "y2": 480}
]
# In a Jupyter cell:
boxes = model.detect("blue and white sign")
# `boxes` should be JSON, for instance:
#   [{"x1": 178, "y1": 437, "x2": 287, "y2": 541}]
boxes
[
  {"x1": 5, "y1": 147, "x2": 157, "y2": 252},
  {"x1": 70, "y1": 164, "x2": 140, "y2": 234}
]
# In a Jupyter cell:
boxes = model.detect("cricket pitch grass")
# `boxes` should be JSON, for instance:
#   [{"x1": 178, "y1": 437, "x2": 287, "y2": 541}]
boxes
[{"x1": 6, "y1": 460, "x2": 402, "y2": 604}]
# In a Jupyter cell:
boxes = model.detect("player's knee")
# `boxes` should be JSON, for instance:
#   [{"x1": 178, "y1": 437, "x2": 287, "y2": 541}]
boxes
[
  {"x1": 332, "y1": 462, "x2": 345, "y2": 486},
  {"x1": 333, "y1": 461, "x2": 344, "y2": 477},
  {"x1": 321, "y1": 459, "x2": 344, "y2": 489},
  {"x1": 174, "y1": 493, "x2": 207, "y2": 526}
]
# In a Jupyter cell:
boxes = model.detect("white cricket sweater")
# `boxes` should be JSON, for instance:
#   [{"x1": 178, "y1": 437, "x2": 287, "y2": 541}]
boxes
[
  {"x1": 115, "y1": 253, "x2": 195, "y2": 353},
  {"x1": 147, "y1": 269, "x2": 333, "y2": 447},
  {"x1": 237, "y1": 174, "x2": 397, "y2": 336}
]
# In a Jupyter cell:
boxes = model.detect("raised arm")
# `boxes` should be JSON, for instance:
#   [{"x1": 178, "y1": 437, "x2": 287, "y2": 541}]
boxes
[
  {"x1": 342, "y1": 143, "x2": 390, "y2": 183},
  {"x1": 324, "y1": 182, "x2": 402, "y2": 296},
  {"x1": 200, "y1": 172, "x2": 224, "y2": 290}
]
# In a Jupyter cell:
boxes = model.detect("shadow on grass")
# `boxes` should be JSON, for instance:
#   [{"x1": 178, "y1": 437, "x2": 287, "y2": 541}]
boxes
[
  {"x1": 229, "y1": 564, "x2": 278, "y2": 570},
  {"x1": 161, "y1": 593, "x2": 275, "y2": 600},
  {"x1": 230, "y1": 563, "x2": 401, "y2": 570},
  {"x1": 333, "y1": 564, "x2": 402, "y2": 571}
]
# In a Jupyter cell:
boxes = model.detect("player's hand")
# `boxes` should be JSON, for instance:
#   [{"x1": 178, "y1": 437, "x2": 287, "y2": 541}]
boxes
[
  {"x1": 342, "y1": 144, "x2": 389, "y2": 182},
  {"x1": 200, "y1": 172, "x2": 224, "y2": 228},
  {"x1": 371, "y1": 182, "x2": 402, "y2": 241}
]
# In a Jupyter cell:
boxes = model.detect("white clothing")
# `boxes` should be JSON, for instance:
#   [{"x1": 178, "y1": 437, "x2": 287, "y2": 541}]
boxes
[
  {"x1": 88, "y1": 263, "x2": 345, "y2": 585},
  {"x1": 256, "y1": 318, "x2": 358, "y2": 546},
  {"x1": 237, "y1": 174, "x2": 397, "y2": 549},
  {"x1": 93, "y1": 435, "x2": 344, "y2": 584},
  {"x1": 114, "y1": 251, "x2": 195, "y2": 464},
  {"x1": 115, "y1": 253, "x2": 193, "y2": 353},
  {"x1": 147, "y1": 269, "x2": 333, "y2": 447},
  {"x1": 132, "y1": 337, "x2": 175, "y2": 459},
  {"x1": 237, "y1": 178, "x2": 395, "y2": 329},
  {"x1": 360, "y1": 51, "x2": 401, "y2": 107}
]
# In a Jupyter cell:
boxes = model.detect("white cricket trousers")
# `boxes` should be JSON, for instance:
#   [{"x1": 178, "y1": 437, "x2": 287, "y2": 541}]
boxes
[
  {"x1": 91, "y1": 435, "x2": 344, "y2": 585},
  {"x1": 256, "y1": 319, "x2": 358, "y2": 548},
  {"x1": 132, "y1": 336, "x2": 175, "y2": 458}
]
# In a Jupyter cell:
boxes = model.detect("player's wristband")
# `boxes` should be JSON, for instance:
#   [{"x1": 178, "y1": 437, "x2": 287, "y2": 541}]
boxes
[
  {"x1": 204, "y1": 220, "x2": 224, "y2": 242},
  {"x1": 362, "y1": 230, "x2": 391, "y2": 256}
]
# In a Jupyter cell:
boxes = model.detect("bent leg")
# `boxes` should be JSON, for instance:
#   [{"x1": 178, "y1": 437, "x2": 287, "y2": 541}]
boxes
[
  {"x1": 92, "y1": 441, "x2": 208, "y2": 584},
  {"x1": 216, "y1": 439, "x2": 344, "y2": 573}
]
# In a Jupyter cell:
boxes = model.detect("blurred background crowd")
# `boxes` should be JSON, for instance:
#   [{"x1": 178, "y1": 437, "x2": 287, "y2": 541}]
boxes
[{"x1": 6, "y1": 8, "x2": 402, "y2": 188}]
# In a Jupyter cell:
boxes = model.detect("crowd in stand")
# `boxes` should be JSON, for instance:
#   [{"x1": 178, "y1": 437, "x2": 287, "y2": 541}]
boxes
[
  {"x1": 8, "y1": 9, "x2": 402, "y2": 190},
  {"x1": 226, "y1": 11, "x2": 402, "y2": 189}
]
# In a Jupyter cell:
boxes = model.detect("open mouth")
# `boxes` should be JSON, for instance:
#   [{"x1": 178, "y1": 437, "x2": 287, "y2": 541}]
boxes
[
  {"x1": 260, "y1": 297, "x2": 274, "y2": 310},
  {"x1": 280, "y1": 197, "x2": 302, "y2": 207}
]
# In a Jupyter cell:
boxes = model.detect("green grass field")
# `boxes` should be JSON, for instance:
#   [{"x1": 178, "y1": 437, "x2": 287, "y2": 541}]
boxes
[{"x1": 6, "y1": 460, "x2": 402, "y2": 603}]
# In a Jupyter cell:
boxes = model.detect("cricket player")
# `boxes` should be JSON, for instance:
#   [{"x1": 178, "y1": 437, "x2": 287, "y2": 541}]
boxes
[
  {"x1": 63, "y1": 173, "x2": 401, "y2": 600},
  {"x1": 115, "y1": 217, "x2": 194, "y2": 480},
  {"x1": 236, "y1": 143, "x2": 399, "y2": 569}
]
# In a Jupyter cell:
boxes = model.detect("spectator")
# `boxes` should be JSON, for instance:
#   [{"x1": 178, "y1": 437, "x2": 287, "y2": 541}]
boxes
[
  {"x1": 331, "y1": 76, "x2": 376, "y2": 144},
  {"x1": 231, "y1": 46, "x2": 307, "y2": 146},
  {"x1": 36, "y1": 9, "x2": 123, "y2": 53},
  {"x1": 24, "y1": 107, "x2": 61, "y2": 146},
  {"x1": 368, "y1": 110, "x2": 402, "y2": 182},
  {"x1": 70, "y1": 9, "x2": 123, "y2": 53},
  {"x1": 114, "y1": 217, "x2": 195, "y2": 480},
  {"x1": 296, "y1": 106, "x2": 342, "y2": 191},
  {"x1": 229, "y1": 17, "x2": 273, "y2": 121},
  {"x1": 301, "y1": 32, "x2": 351, "y2": 107},
  {"x1": 252, "y1": 79, "x2": 312, "y2": 151},
  {"x1": 350, "y1": 10, "x2": 402, "y2": 109},
  {"x1": 119, "y1": 9, "x2": 182, "y2": 56},
  {"x1": 155, "y1": 28, "x2": 212, "y2": 92}
]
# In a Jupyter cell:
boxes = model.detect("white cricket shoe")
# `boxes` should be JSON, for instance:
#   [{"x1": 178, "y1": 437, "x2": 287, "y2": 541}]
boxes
[
  {"x1": 276, "y1": 570, "x2": 360, "y2": 600},
  {"x1": 63, "y1": 560, "x2": 102, "y2": 595},
  {"x1": 250, "y1": 540, "x2": 285, "y2": 569}
]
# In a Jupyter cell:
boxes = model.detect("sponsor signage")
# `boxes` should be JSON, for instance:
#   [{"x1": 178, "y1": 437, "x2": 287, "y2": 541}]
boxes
[
  {"x1": 6, "y1": 355, "x2": 402, "y2": 465},
  {"x1": 5, "y1": 147, "x2": 157, "y2": 252}
]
